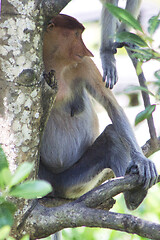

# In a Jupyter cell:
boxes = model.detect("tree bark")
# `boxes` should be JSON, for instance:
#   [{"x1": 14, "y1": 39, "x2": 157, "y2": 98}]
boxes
[
  {"x1": 18, "y1": 175, "x2": 160, "y2": 239},
  {"x1": 0, "y1": 0, "x2": 54, "y2": 237}
]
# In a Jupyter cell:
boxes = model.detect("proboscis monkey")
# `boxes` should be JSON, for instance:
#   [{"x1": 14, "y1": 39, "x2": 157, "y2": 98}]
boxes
[
  {"x1": 39, "y1": 14, "x2": 157, "y2": 210},
  {"x1": 100, "y1": 0, "x2": 142, "y2": 88}
]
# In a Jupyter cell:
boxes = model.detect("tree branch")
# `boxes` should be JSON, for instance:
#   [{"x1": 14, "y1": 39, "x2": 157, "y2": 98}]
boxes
[
  {"x1": 19, "y1": 174, "x2": 160, "y2": 239},
  {"x1": 40, "y1": 0, "x2": 72, "y2": 22},
  {"x1": 26, "y1": 202, "x2": 160, "y2": 239},
  {"x1": 142, "y1": 136, "x2": 160, "y2": 158},
  {"x1": 126, "y1": 49, "x2": 158, "y2": 142}
]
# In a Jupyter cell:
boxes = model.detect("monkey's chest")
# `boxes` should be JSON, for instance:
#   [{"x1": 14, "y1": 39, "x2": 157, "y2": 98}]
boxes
[{"x1": 40, "y1": 97, "x2": 99, "y2": 173}]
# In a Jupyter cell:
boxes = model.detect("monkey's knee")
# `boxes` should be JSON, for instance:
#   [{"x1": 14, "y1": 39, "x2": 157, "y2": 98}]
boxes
[
  {"x1": 103, "y1": 124, "x2": 115, "y2": 134},
  {"x1": 102, "y1": 124, "x2": 130, "y2": 177},
  {"x1": 103, "y1": 124, "x2": 122, "y2": 146}
]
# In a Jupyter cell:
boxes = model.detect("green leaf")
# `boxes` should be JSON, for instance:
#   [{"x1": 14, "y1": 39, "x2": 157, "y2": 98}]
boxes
[
  {"x1": 0, "y1": 146, "x2": 11, "y2": 189},
  {"x1": 20, "y1": 235, "x2": 30, "y2": 240},
  {"x1": 148, "y1": 13, "x2": 160, "y2": 36},
  {"x1": 105, "y1": 3, "x2": 143, "y2": 32},
  {"x1": 123, "y1": 85, "x2": 155, "y2": 97},
  {"x1": 152, "y1": 51, "x2": 160, "y2": 59},
  {"x1": 131, "y1": 52, "x2": 146, "y2": 62},
  {"x1": 0, "y1": 168, "x2": 12, "y2": 190},
  {"x1": 9, "y1": 180, "x2": 52, "y2": 199},
  {"x1": 0, "y1": 226, "x2": 11, "y2": 240},
  {"x1": 116, "y1": 32, "x2": 148, "y2": 47},
  {"x1": 0, "y1": 197, "x2": 5, "y2": 205},
  {"x1": 0, "y1": 203, "x2": 14, "y2": 228},
  {"x1": 154, "y1": 70, "x2": 160, "y2": 81},
  {"x1": 9, "y1": 162, "x2": 34, "y2": 188},
  {"x1": 130, "y1": 48, "x2": 160, "y2": 62},
  {"x1": 135, "y1": 104, "x2": 156, "y2": 125},
  {"x1": 133, "y1": 48, "x2": 156, "y2": 63},
  {"x1": 0, "y1": 146, "x2": 9, "y2": 170},
  {"x1": 6, "y1": 237, "x2": 15, "y2": 240},
  {"x1": 136, "y1": 61, "x2": 143, "y2": 75},
  {"x1": 2, "y1": 202, "x2": 16, "y2": 215}
]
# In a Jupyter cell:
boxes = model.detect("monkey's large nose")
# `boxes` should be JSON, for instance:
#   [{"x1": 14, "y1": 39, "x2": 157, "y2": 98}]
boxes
[{"x1": 83, "y1": 46, "x2": 94, "y2": 57}]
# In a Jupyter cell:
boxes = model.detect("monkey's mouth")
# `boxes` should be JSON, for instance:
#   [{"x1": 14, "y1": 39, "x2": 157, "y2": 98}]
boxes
[
  {"x1": 76, "y1": 55, "x2": 83, "y2": 59},
  {"x1": 74, "y1": 55, "x2": 84, "y2": 62}
]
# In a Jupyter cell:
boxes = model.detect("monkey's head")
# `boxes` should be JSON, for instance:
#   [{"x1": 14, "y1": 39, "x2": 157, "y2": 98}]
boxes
[{"x1": 43, "y1": 14, "x2": 93, "y2": 67}]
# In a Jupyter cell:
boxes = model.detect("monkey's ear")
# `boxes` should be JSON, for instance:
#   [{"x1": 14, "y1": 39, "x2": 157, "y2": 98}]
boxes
[{"x1": 47, "y1": 23, "x2": 55, "y2": 30}]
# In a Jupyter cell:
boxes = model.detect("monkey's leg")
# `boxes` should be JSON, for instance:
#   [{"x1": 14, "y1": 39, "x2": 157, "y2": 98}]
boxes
[
  {"x1": 103, "y1": 126, "x2": 148, "y2": 210},
  {"x1": 39, "y1": 124, "x2": 147, "y2": 209}
]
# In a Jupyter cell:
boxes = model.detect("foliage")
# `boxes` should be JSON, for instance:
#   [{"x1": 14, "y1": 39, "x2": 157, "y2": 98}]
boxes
[
  {"x1": 106, "y1": 3, "x2": 143, "y2": 32},
  {"x1": 106, "y1": 3, "x2": 160, "y2": 125},
  {"x1": 0, "y1": 145, "x2": 52, "y2": 240},
  {"x1": 135, "y1": 104, "x2": 156, "y2": 126}
]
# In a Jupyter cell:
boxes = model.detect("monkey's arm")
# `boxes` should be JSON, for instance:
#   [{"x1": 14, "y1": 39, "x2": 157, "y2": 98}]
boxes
[
  {"x1": 100, "y1": 0, "x2": 118, "y2": 89},
  {"x1": 100, "y1": 0, "x2": 142, "y2": 89},
  {"x1": 84, "y1": 58, "x2": 158, "y2": 190}
]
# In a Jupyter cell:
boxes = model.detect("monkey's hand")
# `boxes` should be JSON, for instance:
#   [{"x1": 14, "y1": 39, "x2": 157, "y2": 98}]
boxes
[
  {"x1": 100, "y1": 49, "x2": 118, "y2": 89},
  {"x1": 124, "y1": 153, "x2": 158, "y2": 210},
  {"x1": 113, "y1": 42, "x2": 138, "y2": 51},
  {"x1": 126, "y1": 153, "x2": 158, "y2": 189},
  {"x1": 43, "y1": 70, "x2": 57, "y2": 90}
]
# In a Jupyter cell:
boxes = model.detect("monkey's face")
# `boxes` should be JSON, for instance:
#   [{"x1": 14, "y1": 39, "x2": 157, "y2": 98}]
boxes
[
  {"x1": 66, "y1": 29, "x2": 94, "y2": 63},
  {"x1": 44, "y1": 25, "x2": 93, "y2": 65}
]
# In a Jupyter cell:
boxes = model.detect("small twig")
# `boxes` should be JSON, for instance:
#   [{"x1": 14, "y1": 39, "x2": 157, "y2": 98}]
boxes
[
  {"x1": 126, "y1": 49, "x2": 157, "y2": 141},
  {"x1": 142, "y1": 136, "x2": 160, "y2": 157}
]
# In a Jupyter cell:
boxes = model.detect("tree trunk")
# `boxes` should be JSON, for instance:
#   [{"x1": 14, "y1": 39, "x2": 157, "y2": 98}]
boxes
[{"x1": 0, "y1": 0, "x2": 56, "y2": 237}]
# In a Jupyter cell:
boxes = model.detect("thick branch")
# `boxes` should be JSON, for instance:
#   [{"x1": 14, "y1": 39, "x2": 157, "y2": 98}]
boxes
[
  {"x1": 26, "y1": 202, "x2": 160, "y2": 239},
  {"x1": 76, "y1": 174, "x2": 139, "y2": 207},
  {"x1": 21, "y1": 174, "x2": 160, "y2": 239},
  {"x1": 40, "y1": 0, "x2": 72, "y2": 22},
  {"x1": 75, "y1": 208, "x2": 160, "y2": 239}
]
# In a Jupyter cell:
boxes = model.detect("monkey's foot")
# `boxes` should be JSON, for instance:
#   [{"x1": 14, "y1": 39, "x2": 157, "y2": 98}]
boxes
[
  {"x1": 124, "y1": 162, "x2": 151, "y2": 210},
  {"x1": 112, "y1": 42, "x2": 138, "y2": 52},
  {"x1": 124, "y1": 187, "x2": 147, "y2": 210}
]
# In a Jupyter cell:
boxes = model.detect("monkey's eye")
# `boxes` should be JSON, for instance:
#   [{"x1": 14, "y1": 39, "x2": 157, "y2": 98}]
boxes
[
  {"x1": 75, "y1": 31, "x2": 79, "y2": 37},
  {"x1": 47, "y1": 23, "x2": 55, "y2": 30}
]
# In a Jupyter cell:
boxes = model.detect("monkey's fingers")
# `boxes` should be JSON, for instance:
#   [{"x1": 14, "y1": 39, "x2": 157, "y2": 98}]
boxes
[
  {"x1": 126, "y1": 163, "x2": 139, "y2": 175},
  {"x1": 100, "y1": 50, "x2": 118, "y2": 89},
  {"x1": 143, "y1": 160, "x2": 158, "y2": 190},
  {"x1": 113, "y1": 42, "x2": 138, "y2": 51},
  {"x1": 103, "y1": 67, "x2": 118, "y2": 89},
  {"x1": 132, "y1": 157, "x2": 158, "y2": 190}
]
